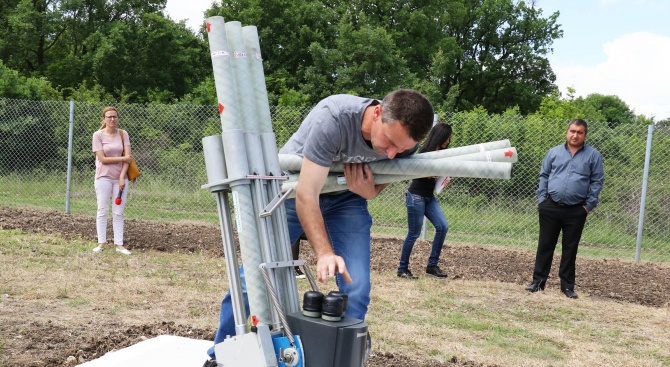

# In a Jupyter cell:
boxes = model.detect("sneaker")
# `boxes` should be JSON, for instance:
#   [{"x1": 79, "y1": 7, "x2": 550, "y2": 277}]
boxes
[
  {"x1": 397, "y1": 269, "x2": 418, "y2": 279},
  {"x1": 116, "y1": 247, "x2": 131, "y2": 255},
  {"x1": 92, "y1": 246, "x2": 104, "y2": 253},
  {"x1": 202, "y1": 360, "x2": 218, "y2": 367},
  {"x1": 426, "y1": 266, "x2": 448, "y2": 278},
  {"x1": 294, "y1": 267, "x2": 306, "y2": 279}
]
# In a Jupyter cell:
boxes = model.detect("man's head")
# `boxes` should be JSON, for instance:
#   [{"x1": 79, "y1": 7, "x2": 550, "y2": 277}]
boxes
[
  {"x1": 370, "y1": 89, "x2": 434, "y2": 158},
  {"x1": 566, "y1": 118, "x2": 588, "y2": 149}
]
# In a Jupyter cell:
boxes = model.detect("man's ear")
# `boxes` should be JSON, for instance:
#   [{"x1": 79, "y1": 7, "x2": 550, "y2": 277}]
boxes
[{"x1": 375, "y1": 105, "x2": 383, "y2": 120}]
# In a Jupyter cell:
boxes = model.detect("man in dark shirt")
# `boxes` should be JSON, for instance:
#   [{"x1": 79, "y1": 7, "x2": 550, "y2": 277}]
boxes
[{"x1": 526, "y1": 119, "x2": 605, "y2": 299}]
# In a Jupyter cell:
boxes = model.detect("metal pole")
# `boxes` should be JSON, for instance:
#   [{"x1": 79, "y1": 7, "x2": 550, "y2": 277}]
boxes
[
  {"x1": 635, "y1": 124, "x2": 654, "y2": 262},
  {"x1": 65, "y1": 101, "x2": 74, "y2": 214},
  {"x1": 202, "y1": 135, "x2": 247, "y2": 335},
  {"x1": 421, "y1": 217, "x2": 428, "y2": 241},
  {"x1": 243, "y1": 24, "x2": 300, "y2": 314}
]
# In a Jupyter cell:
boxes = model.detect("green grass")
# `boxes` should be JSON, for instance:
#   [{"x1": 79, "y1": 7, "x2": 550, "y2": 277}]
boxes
[
  {"x1": 367, "y1": 272, "x2": 670, "y2": 366},
  {"x1": 2, "y1": 229, "x2": 669, "y2": 367},
  {"x1": 2, "y1": 174, "x2": 669, "y2": 262}
]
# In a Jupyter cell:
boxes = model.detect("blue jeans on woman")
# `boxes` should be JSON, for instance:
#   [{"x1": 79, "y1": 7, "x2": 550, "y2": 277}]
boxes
[
  {"x1": 398, "y1": 191, "x2": 449, "y2": 272},
  {"x1": 208, "y1": 190, "x2": 373, "y2": 360}
]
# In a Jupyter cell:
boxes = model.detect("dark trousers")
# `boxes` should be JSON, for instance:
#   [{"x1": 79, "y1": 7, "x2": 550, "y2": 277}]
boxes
[{"x1": 532, "y1": 198, "x2": 588, "y2": 290}]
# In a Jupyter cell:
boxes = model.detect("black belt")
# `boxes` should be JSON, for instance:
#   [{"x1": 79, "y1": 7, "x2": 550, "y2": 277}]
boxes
[{"x1": 549, "y1": 196, "x2": 583, "y2": 208}]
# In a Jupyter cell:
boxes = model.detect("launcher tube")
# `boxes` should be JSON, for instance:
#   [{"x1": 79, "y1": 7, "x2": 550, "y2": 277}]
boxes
[
  {"x1": 441, "y1": 148, "x2": 517, "y2": 163},
  {"x1": 411, "y1": 140, "x2": 511, "y2": 160},
  {"x1": 281, "y1": 161, "x2": 513, "y2": 195},
  {"x1": 243, "y1": 25, "x2": 300, "y2": 313},
  {"x1": 207, "y1": 16, "x2": 271, "y2": 327},
  {"x1": 278, "y1": 153, "x2": 514, "y2": 177}
]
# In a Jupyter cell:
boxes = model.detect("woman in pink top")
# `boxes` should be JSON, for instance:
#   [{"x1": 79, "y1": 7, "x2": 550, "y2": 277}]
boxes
[{"x1": 91, "y1": 107, "x2": 134, "y2": 255}]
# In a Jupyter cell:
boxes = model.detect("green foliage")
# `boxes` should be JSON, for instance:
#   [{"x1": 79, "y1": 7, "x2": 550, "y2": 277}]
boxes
[
  {"x1": 0, "y1": 60, "x2": 60, "y2": 99},
  {"x1": 83, "y1": 12, "x2": 209, "y2": 103},
  {"x1": 209, "y1": 0, "x2": 562, "y2": 112},
  {"x1": 533, "y1": 90, "x2": 639, "y2": 128},
  {"x1": 0, "y1": 0, "x2": 208, "y2": 103},
  {"x1": 0, "y1": 0, "x2": 651, "y2": 122}
]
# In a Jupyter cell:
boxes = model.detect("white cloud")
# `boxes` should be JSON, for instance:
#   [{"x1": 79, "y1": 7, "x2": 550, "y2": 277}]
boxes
[
  {"x1": 553, "y1": 32, "x2": 670, "y2": 120},
  {"x1": 164, "y1": 0, "x2": 212, "y2": 32}
]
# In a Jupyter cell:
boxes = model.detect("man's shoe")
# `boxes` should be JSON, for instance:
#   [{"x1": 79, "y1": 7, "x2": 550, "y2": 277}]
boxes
[
  {"x1": 526, "y1": 280, "x2": 546, "y2": 292},
  {"x1": 562, "y1": 288, "x2": 578, "y2": 299},
  {"x1": 294, "y1": 266, "x2": 306, "y2": 279},
  {"x1": 397, "y1": 269, "x2": 418, "y2": 279},
  {"x1": 202, "y1": 359, "x2": 218, "y2": 367},
  {"x1": 425, "y1": 266, "x2": 448, "y2": 278}
]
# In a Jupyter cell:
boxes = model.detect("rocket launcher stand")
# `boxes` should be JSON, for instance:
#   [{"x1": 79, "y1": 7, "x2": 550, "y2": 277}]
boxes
[{"x1": 202, "y1": 16, "x2": 369, "y2": 367}]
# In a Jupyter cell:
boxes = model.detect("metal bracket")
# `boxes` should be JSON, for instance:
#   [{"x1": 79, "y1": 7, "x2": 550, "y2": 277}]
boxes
[
  {"x1": 260, "y1": 187, "x2": 294, "y2": 218},
  {"x1": 201, "y1": 173, "x2": 288, "y2": 190}
]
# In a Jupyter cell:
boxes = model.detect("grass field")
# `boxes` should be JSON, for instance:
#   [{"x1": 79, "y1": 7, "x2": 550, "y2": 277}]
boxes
[
  {"x1": 1, "y1": 227, "x2": 669, "y2": 366},
  {"x1": 2, "y1": 173, "x2": 669, "y2": 264}
]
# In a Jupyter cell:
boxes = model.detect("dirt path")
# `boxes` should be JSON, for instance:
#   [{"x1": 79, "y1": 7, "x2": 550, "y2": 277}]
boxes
[{"x1": 1, "y1": 206, "x2": 668, "y2": 366}]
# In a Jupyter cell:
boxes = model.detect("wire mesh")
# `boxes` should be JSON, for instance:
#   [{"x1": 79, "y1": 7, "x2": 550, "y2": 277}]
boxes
[{"x1": 0, "y1": 98, "x2": 668, "y2": 263}]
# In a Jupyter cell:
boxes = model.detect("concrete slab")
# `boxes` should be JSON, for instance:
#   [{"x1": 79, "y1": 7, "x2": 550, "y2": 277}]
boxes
[{"x1": 79, "y1": 335, "x2": 211, "y2": 367}]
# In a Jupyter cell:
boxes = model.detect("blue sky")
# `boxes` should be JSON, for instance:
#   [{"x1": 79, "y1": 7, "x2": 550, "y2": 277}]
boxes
[
  {"x1": 538, "y1": 0, "x2": 670, "y2": 120},
  {"x1": 165, "y1": 0, "x2": 670, "y2": 120}
]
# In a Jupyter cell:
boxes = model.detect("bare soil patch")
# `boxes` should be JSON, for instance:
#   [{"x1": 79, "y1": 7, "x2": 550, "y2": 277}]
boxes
[{"x1": 1, "y1": 206, "x2": 668, "y2": 367}]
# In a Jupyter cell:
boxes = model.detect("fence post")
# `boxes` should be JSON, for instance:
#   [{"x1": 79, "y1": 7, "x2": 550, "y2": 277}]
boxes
[
  {"x1": 65, "y1": 101, "x2": 74, "y2": 214},
  {"x1": 635, "y1": 124, "x2": 654, "y2": 262}
]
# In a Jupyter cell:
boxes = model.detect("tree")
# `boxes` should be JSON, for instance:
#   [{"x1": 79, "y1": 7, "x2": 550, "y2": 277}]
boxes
[
  {"x1": 83, "y1": 12, "x2": 209, "y2": 102},
  {"x1": 302, "y1": 18, "x2": 416, "y2": 100},
  {"x1": 0, "y1": 60, "x2": 59, "y2": 99},
  {"x1": 0, "y1": 0, "x2": 209, "y2": 102},
  {"x1": 208, "y1": 0, "x2": 562, "y2": 112},
  {"x1": 574, "y1": 93, "x2": 635, "y2": 128},
  {"x1": 207, "y1": 0, "x2": 339, "y2": 105}
]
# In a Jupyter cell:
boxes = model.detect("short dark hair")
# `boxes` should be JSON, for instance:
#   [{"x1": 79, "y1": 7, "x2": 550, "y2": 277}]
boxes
[
  {"x1": 380, "y1": 89, "x2": 434, "y2": 141},
  {"x1": 420, "y1": 123, "x2": 453, "y2": 153},
  {"x1": 568, "y1": 118, "x2": 588, "y2": 133}
]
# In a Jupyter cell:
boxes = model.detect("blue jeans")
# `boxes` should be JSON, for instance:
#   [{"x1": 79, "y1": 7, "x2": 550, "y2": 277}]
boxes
[
  {"x1": 208, "y1": 191, "x2": 373, "y2": 360},
  {"x1": 398, "y1": 191, "x2": 449, "y2": 272}
]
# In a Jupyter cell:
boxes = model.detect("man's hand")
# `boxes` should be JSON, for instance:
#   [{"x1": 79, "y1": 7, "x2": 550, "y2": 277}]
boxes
[
  {"x1": 316, "y1": 252, "x2": 353, "y2": 285},
  {"x1": 344, "y1": 163, "x2": 377, "y2": 199}
]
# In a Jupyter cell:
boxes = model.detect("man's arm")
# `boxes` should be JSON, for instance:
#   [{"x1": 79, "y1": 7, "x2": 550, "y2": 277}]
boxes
[
  {"x1": 536, "y1": 153, "x2": 551, "y2": 203},
  {"x1": 585, "y1": 152, "x2": 605, "y2": 212},
  {"x1": 296, "y1": 157, "x2": 353, "y2": 285}
]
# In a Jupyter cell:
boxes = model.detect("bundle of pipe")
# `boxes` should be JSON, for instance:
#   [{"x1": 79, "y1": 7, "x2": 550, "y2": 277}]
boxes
[
  {"x1": 279, "y1": 140, "x2": 517, "y2": 195},
  {"x1": 204, "y1": 16, "x2": 299, "y2": 335}
]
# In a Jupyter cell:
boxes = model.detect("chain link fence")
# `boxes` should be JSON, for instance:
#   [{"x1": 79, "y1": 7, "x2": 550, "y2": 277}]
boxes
[{"x1": 1, "y1": 98, "x2": 668, "y2": 263}]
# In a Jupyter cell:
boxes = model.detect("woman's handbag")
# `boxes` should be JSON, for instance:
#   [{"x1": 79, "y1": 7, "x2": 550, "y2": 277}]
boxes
[{"x1": 119, "y1": 129, "x2": 141, "y2": 181}]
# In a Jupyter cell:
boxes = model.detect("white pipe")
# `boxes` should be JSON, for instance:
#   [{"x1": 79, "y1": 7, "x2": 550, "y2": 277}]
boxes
[
  {"x1": 278, "y1": 153, "x2": 514, "y2": 177},
  {"x1": 281, "y1": 160, "x2": 513, "y2": 195},
  {"x1": 409, "y1": 139, "x2": 511, "y2": 160}
]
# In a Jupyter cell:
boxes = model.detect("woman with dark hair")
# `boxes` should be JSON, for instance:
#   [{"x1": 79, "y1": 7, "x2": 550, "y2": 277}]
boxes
[{"x1": 397, "y1": 123, "x2": 453, "y2": 279}]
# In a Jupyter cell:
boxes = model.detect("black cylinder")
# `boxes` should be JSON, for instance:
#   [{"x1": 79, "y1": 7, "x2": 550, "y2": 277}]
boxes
[
  {"x1": 321, "y1": 295, "x2": 344, "y2": 321},
  {"x1": 302, "y1": 291, "x2": 324, "y2": 318},
  {"x1": 327, "y1": 291, "x2": 348, "y2": 316}
]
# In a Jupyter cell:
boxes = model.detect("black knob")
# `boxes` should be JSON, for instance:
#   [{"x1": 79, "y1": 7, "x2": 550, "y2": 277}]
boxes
[
  {"x1": 321, "y1": 295, "x2": 344, "y2": 321},
  {"x1": 302, "y1": 291, "x2": 324, "y2": 318},
  {"x1": 327, "y1": 291, "x2": 348, "y2": 316}
]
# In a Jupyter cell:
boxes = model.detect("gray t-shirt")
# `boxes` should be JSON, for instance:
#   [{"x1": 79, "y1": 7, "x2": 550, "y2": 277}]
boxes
[{"x1": 279, "y1": 94, "x2": 416, "y2": 167}]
